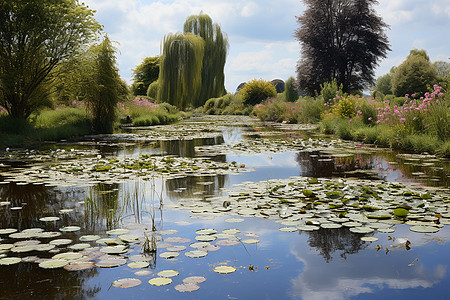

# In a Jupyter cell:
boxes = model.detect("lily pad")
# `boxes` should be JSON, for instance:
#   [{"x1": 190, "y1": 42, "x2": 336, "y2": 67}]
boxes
[
  {"x1": 0, "y1": 257, "x2": 21, "y2": 265},
  {"x1": 195, "y1": 235, "x2": 216, "y2": 242},
  {"x1": 100, "y1": 245, "x2": 128, "y2": 254},
  {"x1": 166, "y1": 245, "x2": 186, "y2": 252},
  {"x1": 106, "y1": 228, "x2": 129, "y2": 235},
  {"x1": 216, "y1": 239, "x2": 240, "y2": 246},
  {"x1": 39, "y1": 217, "x2": 60, "y2": 222},
  {"x1": 134, "y1": 270, "x2": 152, "y2": 276},
  {"x1": 349, "y1": 227, "x2": 375, "y2": 234},
  {"x1": 38, "y1": 232, "x2": 62, "y2": 238},
  {"x1": 409, "y1": 225, "x2": 440, "y2": 233},
  {"x1": 148, "y1": 277, "x2": 172, "y2": 286},
  {"x1": 59, "y1": 226, "x2": 81, "y2": 232},
  {"x1": 158, "y1": 270, "x2": 179, "y2": 277},
  {"x1": 174, "y1": 283, "x2": 200, "y2": 292},
  {"x1": 0, "y1": 244, "x2": 14, "y2": 250},
  {"x1": 118, "y1": 234, "x2": 139, "y2": 243},
  {"x1": 95, "y1": 258, "x2": 127, "y2": 268},
  {"x1": 159, "y1": 252, "x2": 179, "y2": 259},
  {"x1": 195, "y1": 229, "x2": 217, "y2": 235},
  {"x1": 79, "y1": 235, "x2": 101, "y2": 242},
  {"x1": 128, "y1": 261, "x2": 150, "y2": 269},
  {"x1": 49, "y1": 239, "x2": 73, "y2": 246},
  {"x1": 112, "y1": 278, "x2": 142, "y2": 288},
  {"x1": 0, "y1": 229, "x2": 18, "y2": 235},
  {"x1": 64, "y1": 262, "x2": 95, "y2": 271},
  {"x1": 183, "y1": 276, "x2": 206, "y2": 284},
  {"x1": 52, "y1": 252, "x2": 83, "y2": 261},
  {"x1": 297, "y1": 225, "x2": 320, "y2": 231},
  {"x1": 165, "y1": 237, "x2": 190, "y2": 243},
  {"x1": 279, "y1": 227, "x2": 298, "y2": 232},
  {"x1": 68, "y1": 243, "x2": 91, "y2": 251},
  {"x1": 222, "y1": 229, "x2": 240, "y2": 234},
  {"x1": 320, "y1": 223, "x2": 343, "y2": 229},
  {"x1": 361, "y1": 237, "x2": 378, "y2": 242},
  {"x1": 35, "y1": 244, "x2": 56, "y2": 251},
  {"x1": 213, "y1": 266, "x2": 236, "y2": 274},
  {"x1": 242, "y1": 239, "x2": 259, "y2": 244},
  {"x1": 39, "y1": 259, "x2": 68, "y2": 269},
  {"x1": 185, "y1": 250, "x2": 208, "y2": 258}
]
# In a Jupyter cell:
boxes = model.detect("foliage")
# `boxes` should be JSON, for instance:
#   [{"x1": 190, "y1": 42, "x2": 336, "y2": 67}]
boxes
[
  {"x1": 131, "y1": 56, "x2": 160, "y2": 96},
  {"x1": 321, "y1": 79, "x2": 343, "y2": 104},
  {"x1": 85, "y1": 37, "x2": 123, "y2": 133},
  {"x1": 183, "y1": 13, "x2": 229, "y2": 105},
  {"x1": 0, "y1": 0, "x2": 101, "y2": 119},
  {"x1": 432, "y1": 61, "x2": 450, "y2": 78},
  {"x1": 295, "y1": 0, "x2": 390, "y2": 95},
  {"x1": 392, "y1": 50, "x2": 438, "y2": 97},
  {"x1": 147, "y1": 80, "x2": 159, "y2": 100},
  {"x1": 333, "y1": 96, "x2": 357, "y2": 119},
  {"x1": 375, "y1": 72, "x2": 393, "y2": 95},
  {"x1": 119, "y1": 97, "x2": 182, "y2": 126},
  {"x1": 158, "y1": 33, "x2": 205, "y2": 110},
  {"x1": 284, "y1": 76, "x2": 299, "y2": 102},
  {"x1": 240, "y1": 79, "x2": 277, "y2": 106},
  {"x1": 203, "y1": 94, "x2": 251, "y2": 115}
]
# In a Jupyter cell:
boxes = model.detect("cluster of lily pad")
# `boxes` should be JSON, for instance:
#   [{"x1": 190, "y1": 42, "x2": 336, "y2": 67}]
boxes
[{"x1": 168, "y1": 176, "x2": 449, "y2": 235}]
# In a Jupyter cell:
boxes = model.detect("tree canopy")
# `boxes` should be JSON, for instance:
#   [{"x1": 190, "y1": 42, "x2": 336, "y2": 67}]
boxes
[
  {"x1": 0, "y1": 0, "x2": 102, "y2": 119},
  {"x1": 131, "y1": 56, "x2": 160, "y2": 96},
  {"x1": 295, "y1": 0, "x2": 390, "y2": 95}
]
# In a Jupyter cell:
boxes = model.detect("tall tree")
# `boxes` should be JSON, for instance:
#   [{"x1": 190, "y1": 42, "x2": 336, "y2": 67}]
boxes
[
  {"x1": 158, "y1": 33, "x2": 205, "y2": 110},
  {"x1": 183, "y1": 13, "x2": 229, "y2": 106},
  {"x1": 295, "y1": 0, "x2": 390, "y2": 95},
  {"x1": 86, "y1": 36, "x2": 123, "y2": 133},
  {"x1": 131, "y1": 56, "x2": 160, "y2": 96},
  {"x1": 0, "y1": 0, "x2": 101, "y2": 119}
]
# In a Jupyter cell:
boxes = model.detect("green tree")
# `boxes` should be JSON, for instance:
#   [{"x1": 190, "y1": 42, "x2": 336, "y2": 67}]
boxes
[
  {"x1": 183, "y1": 13, "x2": 229, "y2": 105},
  {"x1": 432, "y1": 61, "x2": 450, "y2": 78},
  {"x1": 131, "y1": 56, "x2": 160, "y2": 96},
  {"x1": 0, "y1": 0, "x2": 101, "y2": 119},
  {"x1": 295, "y1": 0, "x2": 390, "y2": 95},
  {"x1": 86, "y1": 37, "x2": 123, "y2": 133},
  {"x1": 158, "y1": 33, "x2": 205, "y2": 110},
  {"x1": 392, "y1": 50, "x2": 438, "y2": 97},
  {"x1": 284, "y1": 76, "x2": 300, "y2": 102}
]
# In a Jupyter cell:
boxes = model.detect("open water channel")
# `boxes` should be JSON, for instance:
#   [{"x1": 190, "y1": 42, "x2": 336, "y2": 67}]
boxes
[{"x1": 0, "y1": 115, "x2": 448, "y2": 299}]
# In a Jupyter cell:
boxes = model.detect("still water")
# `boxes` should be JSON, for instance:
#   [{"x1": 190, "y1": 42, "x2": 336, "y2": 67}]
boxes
[{"x1": 0, "y1": 116, "x2": 448, "y2": 299}]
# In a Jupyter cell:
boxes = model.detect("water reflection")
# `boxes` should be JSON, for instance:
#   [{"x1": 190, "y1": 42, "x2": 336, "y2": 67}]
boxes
[
  {"x1": 304, "y1": 228, "x2": 370, "y2": 262},
  {"x1": 166, "y1": 174, "x2": 228, "y2": 200}
]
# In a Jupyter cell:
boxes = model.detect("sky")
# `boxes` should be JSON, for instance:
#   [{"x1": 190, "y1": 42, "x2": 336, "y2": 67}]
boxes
[{"x1": 82, "y1": 0, "x2": 450, "y2": 93}]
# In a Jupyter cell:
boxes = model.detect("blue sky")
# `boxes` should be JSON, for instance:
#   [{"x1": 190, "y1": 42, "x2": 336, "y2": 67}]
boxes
[{"x1": 83, "y1": 0, "x2": 450, "y2": 93}]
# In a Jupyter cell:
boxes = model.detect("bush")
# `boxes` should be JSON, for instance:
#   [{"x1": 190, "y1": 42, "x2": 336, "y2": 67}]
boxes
[
  {"x1": 359, "y1": 101, "x2": 378, "y2": 125},
  {"x1": 147, "y1": 80, "x2": 159, "y2": 99},
  {"x1": 284, "y1": 76, "x2": 299, "y2": 102},
  {"x1": 321, "y1": 79, "x2": 342, "y2": 103},
  {"x1": 240, "y1": 79, "x2": 277, "y2": 106},
  {"x1": 334, "y1": 96, "x2": 356, "y2": 118}
]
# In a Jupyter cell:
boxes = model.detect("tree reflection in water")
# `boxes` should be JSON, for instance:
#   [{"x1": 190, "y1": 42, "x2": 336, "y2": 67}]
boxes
[{"x1": 304, "y1": 228, "x2": 370, "y2": 262}]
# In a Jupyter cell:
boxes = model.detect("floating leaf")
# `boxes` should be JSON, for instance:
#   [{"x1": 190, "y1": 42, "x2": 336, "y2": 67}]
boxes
[
  {"x1": 112, "y1": 278, "x2": 142, "y2": 288},
  {"x1": 100, "y1": 245, "x2": 128, "y2": 254},
  {"x1": 213, "y1": 266, "x2": 236, "y2": 274},
  {"x1": 0, "y1": 244, "x2": 14, "y2": 250},
  {"x1": 183, "y1": 276, "x2": 206, "y2": 284},
  {"x1": 0, "y1": 257, "x2": 21, "y2": 265},
  {"x1": 134, "y1": 270, "x2": 152, "y2": 276},
  {"x1": 52, "y1": 252, "x2": 83, "y2": 261},
  {"x1": 195, "y1": 229, "x2": 217, "y2": 235},
  {"x1": 49, "y1": 239, "x2": 73, "y2": 246},
  {"x1": 148, "y1": 277, "x2": 172, "y2": 286},
  {"x1": 79, "y1": 235, "x2": 101, "y2": 242},
  {"x1": 216, "y1": 239, "x2": 240, "y2": 247},
  {"x1": 96, "y1": 238, "x2": 123, "y2": 245},
  {"x1": 64, "y1": 262, "x2": 95, "y2": 271},
  {"x1": 242, "y1": 239, "x2": 259, "y2": 244},
  {"x1": 297, "y1": 225, "x2": 319, "y2": 231},
  {"x1": 158, "y1": 270, "x2": 179, "y2": 277},
  {"x1": 106, "y1": 229, "x2": 129, "y2": 235},
  {"x1": 68, "y1": 243, "x2": 91, "y2": 251},
  {"x1": 39, "y1": 259, "x2": 68, "y2": 269},
  {"x1": 222, "y1": 229, "x2": 240, "y2": 234},
  {"x1": 35, "y1": 244, "x2": 55, "y2": 251},
  {"x1": 166, "y1": 245, "x2": 186, "y2": 252},
  {"x1": 320, "y1": 223, "x2": 343, "y2": 229},
  {"x1": 350, "y1": 227, "x2": 375, "y2": 234},
  {"x1": 11, "y1": 246, "x2": 36, "y2": 253},
  {"x1": 39, "y1": 217, "x2": 60, "y2": 222},
  {"x1": 409, "y1": 225, "x2": 440, "y2": 233},
  {"x1": 378, "y1": 228, "x2": 395, "y2": 233},
  {"x1": 361, "y1": 237, "x2": 379, "y2": 242},
  {"x1": 95, "y1": 258, "x2": 127, "y2": 268},
  {"x1": 185, "y1": 250, "x2": 208, "y2": 258},
  {"x1": 174, "y1": 283, "x2": 200, "y2": 292},
  {"x1": 118, "y1": 234, "x2": 139, "y2": 243},
  {"x1": 159, "y1": 252, "x2": 179, "y2": 259},
  {"x1": 128, "y1": 261, "x2": 150, "y2": 269},
  {"x1": 60, "y1": 226, "x2": 81, "y2": 232},
  {"x1": 195, "y1": 235, "x2": 216, "y2": 242},
  {"x1": 37, "y1": 232, "x2": 62, "y2": 238},
  {"x1": 279, "y1": 227, "x2": 298, "y2": 232},
  {"x1": 0, "y1": 229, "x2": 17, "y2": 235},
  {"x1": 159, "y1": 230, "x2": 178, "y2": 235}
]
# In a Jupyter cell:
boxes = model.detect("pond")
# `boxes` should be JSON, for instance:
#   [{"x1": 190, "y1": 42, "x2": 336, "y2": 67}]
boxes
[{"x1": 0, "y1": 115, "x2": 449, "y2": 299}]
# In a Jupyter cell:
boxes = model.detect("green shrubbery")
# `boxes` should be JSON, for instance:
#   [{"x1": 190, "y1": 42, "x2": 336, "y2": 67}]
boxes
[
  {"x1": 240, "y1": 79, "x2": 277, "y2": 106},
  {"x1": 203, "y1": 94, "x2": 252, "y2": 115}
]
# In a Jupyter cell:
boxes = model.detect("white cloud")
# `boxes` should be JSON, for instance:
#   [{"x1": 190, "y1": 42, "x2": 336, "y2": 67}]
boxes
[{"x1": 241, "y1": 2, "x2": 260, "y2": 17}]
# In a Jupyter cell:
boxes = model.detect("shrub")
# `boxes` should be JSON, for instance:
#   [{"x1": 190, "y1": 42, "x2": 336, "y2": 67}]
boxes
[
  {"x1": 284, "y1": 76, "x2": 299, "y2": 102},
  {"x1": 359, "y1": 101, "x2": 378, "y2": 125},
  {"x1": 147, "y1": 80, "x2": 159, "y2": 99},
  {"x1": 320, "y1": 79, "x2": 342, "y2": 104},
  {"x1": 240, "y1": 79, "x2": 277, "y2": 106},
  {"x1": 334, "y1": 96, "x2": 356, "y2": 118}
]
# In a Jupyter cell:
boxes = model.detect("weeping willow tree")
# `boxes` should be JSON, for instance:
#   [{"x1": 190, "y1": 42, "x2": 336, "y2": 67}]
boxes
[
  {"x1": 158, "y1": 33, "x2": 205, "y2": 110},
  {"x1": 183, "y1": 13, "x2": 229, "y2": 106}
]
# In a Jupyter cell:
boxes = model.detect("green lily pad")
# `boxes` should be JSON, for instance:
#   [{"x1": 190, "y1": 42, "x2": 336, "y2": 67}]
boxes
[
  {"x1": 49, "y1": 239, "x2": 73, "y2": 246},
  {"x1": 39, "y1": 217, "x2": 60, "y2": 222},
  {"x1": 349, "y1": 227, "x2": 374, "y2": 234},
  {"x1": 39, "y1": 259, "x2": 68, "y2": 269},
  {"x1": 185, "y1": 250, "x2": 208, "y2": 258},
  {"x1": 37, "y1": 232, "x2": 62, "y2": 238},
  {"x1": 213, "y1": 266, "x2": 236, "y2": 274},
  {"x1": 79, "y1": 235, "x2": 101, "y2": 242},
  {"x1": 0, "y1": 229, "x2": 17, "y2": 235},
  {"x1": 59, "y1": 226, "x2": 81, "y2": 232},
  {"x1": 95, "y1": 258, "x2": 127, "y2": 268},
  {"x1": 106, "y1": 229, "x2": 130, "y2": 235},
  {"x1": 174, "y1": 283, "x2": 200, "y2": 292},
  {"x1": 361, "y1": 237, "x2": 378, "y2": 242},
  {"x1": 35, "y1": 244, "x2": 56, "y2": 251},
  {"x1": 166, "y1": 245, "x2": 186, "y2": 252},
  {"x1": 159, "y1": 252, "x2": 179, "y2": 259},
  {"x1": 297, "y1": 225, "x2": 319, "y2": 231},
  {"x1": 242, "y1": 239, "x2": 259, "y2": 244},
  {"x1": 52, "y1": 252, "x2": 83, "y2": 261},
  {"x1": 0, "y1": 244, "x2": 14, "y2": 250},
  {"x1": 195, "y1": 235, "x2": 216, "y2": 242},
  {"x1": 158, "y1": 270, "x2": 179, "y2": 277},
  {"x1": 195, "y1": 229, "x2": 217, "y2": 235},
  {"x1": 149, "y1": 277, "x2": 172, "y2": 286},
  {"x1": 128, "y1": 261, "x2": 150, "y2": 269},
  {"x1": 68, "y1": 243, "x2": 91, "y2": 251},
  {"x1": 279, "y1": 227, "x2": 298, "y2": 232},
  {"x1": 409, "y1": 225, "x2": 440, "y2": 233},
  {"x1": 118, "y1": 234, "x2": 139, "y2": 243},
  {"x1": 0, "y1": 257, "x2": 21, "y2": 265},
  {"x1": 183, "y1": 276, "x2": 206, "y2": 284},
  {"x1": 64, "y1": 262, "x2": 95, "y2": 271},
  {"x1": 100, "y1": 245, "x2": 128, "y2": 254}
]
